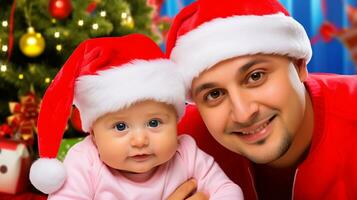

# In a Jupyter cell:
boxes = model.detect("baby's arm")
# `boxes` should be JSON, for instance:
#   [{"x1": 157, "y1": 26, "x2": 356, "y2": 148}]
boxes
[
  {"x1": 178, "y1": 134, "x2": 244, "y2": 200},
  {"x1": 48, "y1": 137, "x2": 95, "y2": 200}
]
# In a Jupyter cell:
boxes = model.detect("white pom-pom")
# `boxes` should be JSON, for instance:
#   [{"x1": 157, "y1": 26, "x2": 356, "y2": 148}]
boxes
[{"x1": 29, "y1": 158, "x2": 66, "y2": 194}]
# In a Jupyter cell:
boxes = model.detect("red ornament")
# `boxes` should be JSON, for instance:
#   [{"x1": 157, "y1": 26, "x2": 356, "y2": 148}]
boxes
[
  {"x1": 86, "y1": 2, "x2": 98, "y2": 14},
  {"x1": 319, "y1": 21, "x2": 339, "y2": 42},
  {"x1": 48, "y1": 0, "x2": 73, "y2": 20}
]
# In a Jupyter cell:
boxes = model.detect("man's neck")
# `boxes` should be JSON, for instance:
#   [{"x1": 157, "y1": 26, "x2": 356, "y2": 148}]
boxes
[{"x1": 253, "y1": 162, "x2": 296, "y2": 200}]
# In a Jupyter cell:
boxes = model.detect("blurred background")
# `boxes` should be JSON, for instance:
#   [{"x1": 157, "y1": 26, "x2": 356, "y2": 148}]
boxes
[{"x1": 0, "y1": 0, "x2": 356, "y2": 198}]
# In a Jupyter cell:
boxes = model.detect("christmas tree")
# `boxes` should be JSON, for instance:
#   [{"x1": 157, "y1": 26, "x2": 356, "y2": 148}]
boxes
[{"x1": 0, "y1": 0, "x2": 160, "y2": 147}]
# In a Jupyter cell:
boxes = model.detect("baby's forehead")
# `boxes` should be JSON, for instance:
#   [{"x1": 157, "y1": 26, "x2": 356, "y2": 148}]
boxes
[{"x1": 101, "y1": 100, "x2": 177, "y2": 118}]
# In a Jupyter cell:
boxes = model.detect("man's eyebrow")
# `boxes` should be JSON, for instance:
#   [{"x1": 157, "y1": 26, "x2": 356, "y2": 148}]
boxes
[
  {"x1": 193, "y1": 83, "x2": 216, "y2": 97},
  {"x1": 193, "y1": 59, "x2": 270, "y2": 97},
  {"x1": 239, "y1": 59, "x2": 269, "y2": 74}
]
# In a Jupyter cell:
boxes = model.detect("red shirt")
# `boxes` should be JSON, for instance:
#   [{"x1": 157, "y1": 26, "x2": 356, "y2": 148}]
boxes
[{"x1": 178, "y1": 74, "x2": 357, "y2": 200}]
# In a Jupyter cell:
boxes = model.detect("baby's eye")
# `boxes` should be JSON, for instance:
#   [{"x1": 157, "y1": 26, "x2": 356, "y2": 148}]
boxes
[
  {"x1": 148, "y1": 119, "x2": 161, "y2": 128},
  {"x1": 115, "y1": 122, "x2": 127, "y2": 131}
]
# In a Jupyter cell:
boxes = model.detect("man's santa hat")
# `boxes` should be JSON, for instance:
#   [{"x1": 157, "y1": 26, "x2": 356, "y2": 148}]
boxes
[
  {"x1": 29, "y1": 34, "x2": 185, "y2": 194},
  {"x1": 166, "y1": 0, "x2": 312, "y2": 90}
]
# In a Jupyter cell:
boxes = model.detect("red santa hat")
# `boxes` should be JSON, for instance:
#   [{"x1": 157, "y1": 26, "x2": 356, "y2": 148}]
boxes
[
  {"x1": 29, "y1": 34, "x2": 185, "y2": 194},
  {"x1": 166, "y1": 0, "x2": 312, "y2": 90}
]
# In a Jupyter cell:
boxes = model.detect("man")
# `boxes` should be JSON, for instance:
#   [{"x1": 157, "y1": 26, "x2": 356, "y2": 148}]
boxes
[{"x1": 166, "y1": 0, "x2": 357, "y2": 199}]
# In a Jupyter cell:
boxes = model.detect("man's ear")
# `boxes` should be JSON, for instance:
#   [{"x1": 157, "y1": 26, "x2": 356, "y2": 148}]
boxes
[{"x1": 293, "y1": 59, "x2": 308, "y2": 82}]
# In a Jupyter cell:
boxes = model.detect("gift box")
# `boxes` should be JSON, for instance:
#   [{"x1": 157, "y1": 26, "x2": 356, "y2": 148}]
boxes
[{"x1": 0, "y1": 139, "x2": 31, "y2": 194}]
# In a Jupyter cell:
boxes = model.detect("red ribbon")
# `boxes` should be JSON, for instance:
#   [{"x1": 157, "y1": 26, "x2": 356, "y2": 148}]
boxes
[
  {"x1": 7, "y1": 0, "x2": 16, "y2": 61},
  {"x1": 0, "y1": 124, "x2": 14, "y2": 139},
  {"x1": 6, "y1": 92, "x2": 40, "y2": 146}
]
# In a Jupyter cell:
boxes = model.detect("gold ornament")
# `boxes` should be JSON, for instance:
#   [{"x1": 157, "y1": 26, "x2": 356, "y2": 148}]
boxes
[
  {"x1": 19, "y1": 27, "x2": 46, "y2": 57},
  {"x1": 121, "y1": 15, "x2": 135, "y2": 29}
]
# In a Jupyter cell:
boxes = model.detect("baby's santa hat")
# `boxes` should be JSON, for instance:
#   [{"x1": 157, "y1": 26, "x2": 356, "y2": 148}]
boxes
[
  {"x1": 29, "y1": 34, "x2": 185, "y2": 194},
  {"x1": 166, "y1": 0, "x2": 312, "y2": 90}
]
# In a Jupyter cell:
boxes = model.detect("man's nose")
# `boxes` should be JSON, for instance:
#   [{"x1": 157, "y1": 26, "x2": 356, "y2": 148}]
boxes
[
  {"x1": 228, "y1": 90, "x2": 258, "y2": 124},
  {"x1": 130, "y1": 129, "x2": 149, "y2": 148}
]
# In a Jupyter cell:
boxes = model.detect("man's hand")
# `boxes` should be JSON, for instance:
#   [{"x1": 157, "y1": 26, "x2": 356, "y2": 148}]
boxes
[{"x1": 166, "y1": 179, "x2": 209, "y2": 200}]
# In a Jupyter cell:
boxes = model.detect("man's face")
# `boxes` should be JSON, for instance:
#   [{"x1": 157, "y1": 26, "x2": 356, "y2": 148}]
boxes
[
  {"x1": 191, "y1": 54, "x2": 308, "y2": 164},
  {"x1": 91, "y1": 100, "x2": 178, "y2": 177}
]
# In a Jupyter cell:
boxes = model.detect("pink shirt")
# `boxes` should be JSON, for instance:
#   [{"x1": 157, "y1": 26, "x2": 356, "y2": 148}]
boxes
[{"x1": 48, "y1": 134, "x2": 243, "y2": 200}]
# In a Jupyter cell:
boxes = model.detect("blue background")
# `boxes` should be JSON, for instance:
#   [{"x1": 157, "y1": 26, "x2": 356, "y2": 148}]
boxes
[{"x1": 159, "y1": 0, "x2": 357, "y2": 75}]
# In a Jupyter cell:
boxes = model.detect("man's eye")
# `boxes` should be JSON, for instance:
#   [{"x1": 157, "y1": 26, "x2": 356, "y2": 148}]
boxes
[
  {"x1": 148, "y1": 119, "x2": 160, "y2": 128},
  {"x1": 248, "y1": 71, "x2": 264, "y2": 83},
  {"x1": 115, "y1": 122, "x2": 127, "y2": 131},
  {"x1": 206, "y1": 89, "x2": 223, "y2": 101}
]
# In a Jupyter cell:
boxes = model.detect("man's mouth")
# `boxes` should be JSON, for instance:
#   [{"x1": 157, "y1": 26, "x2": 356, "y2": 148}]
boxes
[
  {"x1": 239, "y1": 116, "x2": 275, "y2": 135},
  {"x1": 232, "y1": 115, "x2": 276, "y2": 144}
]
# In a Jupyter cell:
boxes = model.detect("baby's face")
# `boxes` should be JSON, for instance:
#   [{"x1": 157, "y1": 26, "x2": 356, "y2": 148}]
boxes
[{"x1": 92, "y1": 100, "x2": 178, "y2": 176}]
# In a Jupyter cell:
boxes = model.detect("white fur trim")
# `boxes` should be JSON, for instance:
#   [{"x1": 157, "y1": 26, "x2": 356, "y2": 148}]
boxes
[
  {"x1": 170, "y1": 13, "x2": 312, "y2": 89},
  {"x1": 29, "y1": 158, "x2": 66, "y2": 194},
  {"x1": 73, "y1": 59, "x2": 186, "y2": 132}
]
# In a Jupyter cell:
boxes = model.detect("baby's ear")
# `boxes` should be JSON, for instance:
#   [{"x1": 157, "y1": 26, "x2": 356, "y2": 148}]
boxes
[{"x1": 90, "y1": 131, "x2": 97, "y2": 145}]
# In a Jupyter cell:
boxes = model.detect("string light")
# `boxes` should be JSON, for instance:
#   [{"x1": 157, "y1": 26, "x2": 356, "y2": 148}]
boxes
[
  {"x1": 0, "y1": 64, "x2": 7, "y2": 72},
  {"x1": 78, "y1": 20, "x2": 84, "y2": 26},
  {"x1": 29, "y1": 64, "x2": 36, "y2": 73},
  {"x1": 2, "y1": 45, "x2": 8, "y2": 52},
  {"x1": 54, "y1": 32, "x2": 60, "y2": 38},
  {"x1": 18, "y1": 73, "x2": 24, "y2": 80},
  {"x1": 51, "y1": 18, "x2": 57, "y2": 24},
  {"x1": 100, "y1": 11, "x2": 107, "y2": 17},
  {"x1": 121, "y1": 12, "x2": 128, "y2": 19},
  {"x1": 92, "y1": 23, "x2": 99, "y2": 30},
  {"x1": 56, "y1": 44, "x2": 62, "y2": 51},
  {"x1": 2, "y1": 20, "x2": 8, "y2": 27},
  {"x1": 45, "y1": 77, "x2": 51, "y2": 83}
]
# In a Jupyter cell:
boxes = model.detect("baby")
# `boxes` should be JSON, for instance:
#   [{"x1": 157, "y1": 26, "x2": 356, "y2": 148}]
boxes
[{"x1": 29, "y1": 34, "x2": 243, "y2": 199}]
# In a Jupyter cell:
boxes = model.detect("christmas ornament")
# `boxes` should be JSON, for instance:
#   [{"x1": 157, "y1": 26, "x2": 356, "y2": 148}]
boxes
[
  {"x1": 86, "y1": 2, "x2": 98, "y2": 14},
  {"x1": 6, "y1": 92, "x2": 41, "y2": 146},
  {"x1": 121, "y1": 14, "x2": 135, "y2": 29},
  {"x1": 319, "y1": 21, "x2": 338, "y2": 42},
  {"x1": 49, "y1": 0, "x2": 73, "y2": 20},
  {"x1": 0, "y1": 124, "x2": 14, "y2": 139},
  {"x1": 19, "y1": 27, "x2": 45, "y2": 58},
  {"x1": 312, "y1": 1, "x2": 357, "y2": 66}
]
